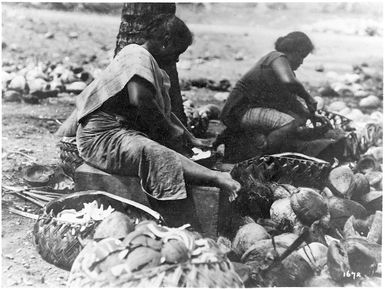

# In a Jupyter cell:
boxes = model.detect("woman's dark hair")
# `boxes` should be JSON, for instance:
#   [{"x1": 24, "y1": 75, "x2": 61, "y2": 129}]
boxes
[
  {"x1": 145, "y1": 16, "x2": 193, "y2": 50},
  {"x1": 275, "y1": 31, "x2": 314, "y2": 54}
]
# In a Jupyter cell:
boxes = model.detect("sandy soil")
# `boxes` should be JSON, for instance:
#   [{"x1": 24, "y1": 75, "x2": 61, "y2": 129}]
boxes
[{"x1": 1, "y1": 4, "x2": 382, "y2": 287}]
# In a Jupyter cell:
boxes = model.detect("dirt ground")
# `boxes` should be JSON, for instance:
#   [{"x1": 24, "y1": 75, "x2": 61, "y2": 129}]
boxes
[{"x1": 1, "y1": 3, "x2": 383, "y2": 287}]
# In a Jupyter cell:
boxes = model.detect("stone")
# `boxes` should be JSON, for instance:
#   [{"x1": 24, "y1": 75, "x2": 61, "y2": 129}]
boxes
[
  {"x1": 44, "y1": 32, "x2": 54, "y2": 39},
  {"x1": 359, "y1": 95, "x2": 381, "y2": 108},
  {"x1": 234, "y1": 51, "x2": 244, "y2": 61},
  {"x1": 68, "y1": 32, "x2": 78, "y2": 39},
  {"x1": 314, "y1": 64, "x2": 324, "y2": 72}
]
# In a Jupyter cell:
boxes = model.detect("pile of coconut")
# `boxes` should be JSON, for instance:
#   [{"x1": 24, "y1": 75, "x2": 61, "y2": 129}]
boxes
[
  {"x1": 218, "y1": 154, "x2": 382, "y2": 287},
  {"x1": 2, "y1": 59, "x2": 97, "y2": 104}
]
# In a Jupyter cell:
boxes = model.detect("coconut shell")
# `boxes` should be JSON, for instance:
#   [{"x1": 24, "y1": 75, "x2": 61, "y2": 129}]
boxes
[
  {"x1": 343, "y1": 216, "x2": 363, "y2": 239},
  {"x1": 327, "y1": 240, "x2": 350, "y2": 282},
  {"x1": 161, "y1": 239, "x2": 189, "y2": 264},
  {"x1": 327, "y1": 166, "x2": 354, "y2": 197},
  {"x1": 290, "y1": 188, "x2": 328, "y2": 226},
  {"x1": 232, "y1": 223, "x2": 270, "y2": 257},
  {"x1": 349, "y1": 173, "x2": 370, "y2": 201},
  {"x1": 269, "y1": 198, "x2": 297, "y2": 228},
  {"x1": 327, "y1": 197, "x2": 368, "y2": 231}
]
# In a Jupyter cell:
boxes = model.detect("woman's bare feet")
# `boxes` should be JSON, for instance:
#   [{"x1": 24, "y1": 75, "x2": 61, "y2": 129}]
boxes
[{"x1": 215, "y1": 172, "x2": 241, "y2": 202}]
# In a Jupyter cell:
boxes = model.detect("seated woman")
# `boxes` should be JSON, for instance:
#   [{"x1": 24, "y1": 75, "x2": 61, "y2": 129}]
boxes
[
  {"x1": 75, "y1": 16, "x2": 241, "y2": 229},
  {"x1": 220, "y1": 31, "x2": 329, "y2": 161}
]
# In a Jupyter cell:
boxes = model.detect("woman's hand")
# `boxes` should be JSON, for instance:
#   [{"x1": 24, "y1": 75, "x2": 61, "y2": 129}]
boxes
[
  {"x1": 305, "y1": 96, "x2": 318, "y2": 114},
  {"x1": 188, "y1": 136, "x2": 213, "y2": 149},
  {"x1": 310, "y1": 114, "x2": 333, "y2": 129}
]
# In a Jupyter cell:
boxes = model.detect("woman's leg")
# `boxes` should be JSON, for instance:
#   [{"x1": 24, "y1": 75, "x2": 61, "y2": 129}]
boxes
[
  {"x1": 265, "y1": 116, "x2": 305, "y2": 153},
  {"x1": 178, "y1": 154, "x2": 241, "y2": 197},
  {"x1": 240, "y1": 107, "x2": 304, "y2": 154}
]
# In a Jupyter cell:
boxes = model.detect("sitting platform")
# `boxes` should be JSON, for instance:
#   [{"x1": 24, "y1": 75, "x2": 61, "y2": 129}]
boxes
[{"x1": 74, "y1": 163, "x2": 225, "y2": 239}]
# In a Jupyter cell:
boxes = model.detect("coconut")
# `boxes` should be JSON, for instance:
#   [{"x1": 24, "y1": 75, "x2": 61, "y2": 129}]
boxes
[
  {"x1": 269, "y1": 198, "x2": 297, "y2": 228},
  {"x1": 327, "y1": 166, "x2": 354, "y2": 197},
  {"x1": 342, "y1": 237, "x2": 382, "y2": 266},
  {"x1": 327, "y1": 197, "x2": 368, "y2": 230},
  {"x1": 349, "y1": 173, "x2": 370, "y2": 201},
  {"x1": 356, "y1": 156, "x2": 377, "y2": 174},
  {"x1": 328, "y1": 101, "x2": 347, "y2": 112},
  {"x1": 343, "y1": 240, "x2": 377, "y2": 276},
  {"x1": 93, "y1": 211, "x2": 136, "y2": 240},
  {"x1": 8, "y1": 75, "x2": 26, "y2": 92},
  {"x1": 297, "y1": 242, "x2": 328, "y2": 272},
  {"x1": 343, "y1": 216, "x2": 363, "y2": 239},
  {"x1": 2, "y1": 90, "x2": 22, "y2": 102},
  {"x1": 327, "y1": 240, "x2": 350, "y2": 282},
  {"x1": 270, "y1": 183, "x2": 292, "y2": 200},
  {"x1": 161, "y1": 239, "x2": 189, "y2": 264},
  {"x1": 124, "y1": 246, "x2": 162, "y2": 272},
  {"x1": 366, "y1": 146, "x2": 383, "y2": 161},
  {"x1": 304, "y1": 272, "x2": 340, "y2": 287},
  {"x1": 232, "y1": 223, "x2": 270, "y2": 257},
  {"x1": 290, "y1": 187, "x2": 328, "y2": 226},
  {"x1": 360, "y1": 191, "x2": 382, "y2": 212},
  {"x1": 320, "y1": 187, "x2": 334, "y2": 199},
  {"x1": 264, "y1": 251, "x2": 314, "y2": 287},
  {"x1": 242, "y1": 238, "x2": 289, "y2": 264},
  {"x1": 366, "y1": 211, "x2": 382, "y2": 244},
  {"x1": 364, "y1": 171, "x2": 382, "y2": 187},
  {"x1": 65, "y1": 81, "x2": 87, "y2": 94}
]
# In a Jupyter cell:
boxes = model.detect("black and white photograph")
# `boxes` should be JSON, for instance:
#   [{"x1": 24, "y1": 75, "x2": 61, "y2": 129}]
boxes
[{"x1": 1, "y1": 1, "x2": 383, "y2": 287}]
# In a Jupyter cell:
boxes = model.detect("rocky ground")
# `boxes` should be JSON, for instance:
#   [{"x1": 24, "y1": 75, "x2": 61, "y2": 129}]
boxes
[{"x1": 1, "y1": 3, "x2": 383, "y2": 287}]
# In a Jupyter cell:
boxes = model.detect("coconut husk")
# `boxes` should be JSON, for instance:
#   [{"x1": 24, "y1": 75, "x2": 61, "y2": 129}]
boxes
[
  {"x1": 232, "y1": 223, "x2": 270, "y2": 257},
  {"x1": 290, "y1": 188, "x2": 328, "y2": 226}
]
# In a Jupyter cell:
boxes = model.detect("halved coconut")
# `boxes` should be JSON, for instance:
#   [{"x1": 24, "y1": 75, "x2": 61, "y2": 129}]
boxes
[{"x1": 328, "y1": 166, "x2": 355, "y2": 197}]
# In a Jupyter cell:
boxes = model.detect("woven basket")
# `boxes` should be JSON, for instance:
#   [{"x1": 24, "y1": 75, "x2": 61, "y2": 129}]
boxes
[
  {"x1": 68, "y1": 236, "x2": 244, "y2": 288},
  {"x1": 58, "y1": 137, "x2": 84, "y2": 176},
  {"x1": 316, "y1": 109, "x2": 353, "y2": 131},
  {"x1": 231, "y1": 152, "x2": 331, "y2": 190},
  {"x1": 33, "y1": 190, "x2": 164, "y2": 271}
]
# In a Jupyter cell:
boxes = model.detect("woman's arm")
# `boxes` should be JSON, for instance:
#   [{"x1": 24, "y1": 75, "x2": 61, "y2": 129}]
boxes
[
  {"x1": 271, "y1": 57, "x2": 317, "y2": 114},
  {"x1": 170, "y1": 113, "x2": 213, "y2": 149},
  {"x1": 127, "y1": 75, "x2": 184, "y2": 140}
]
